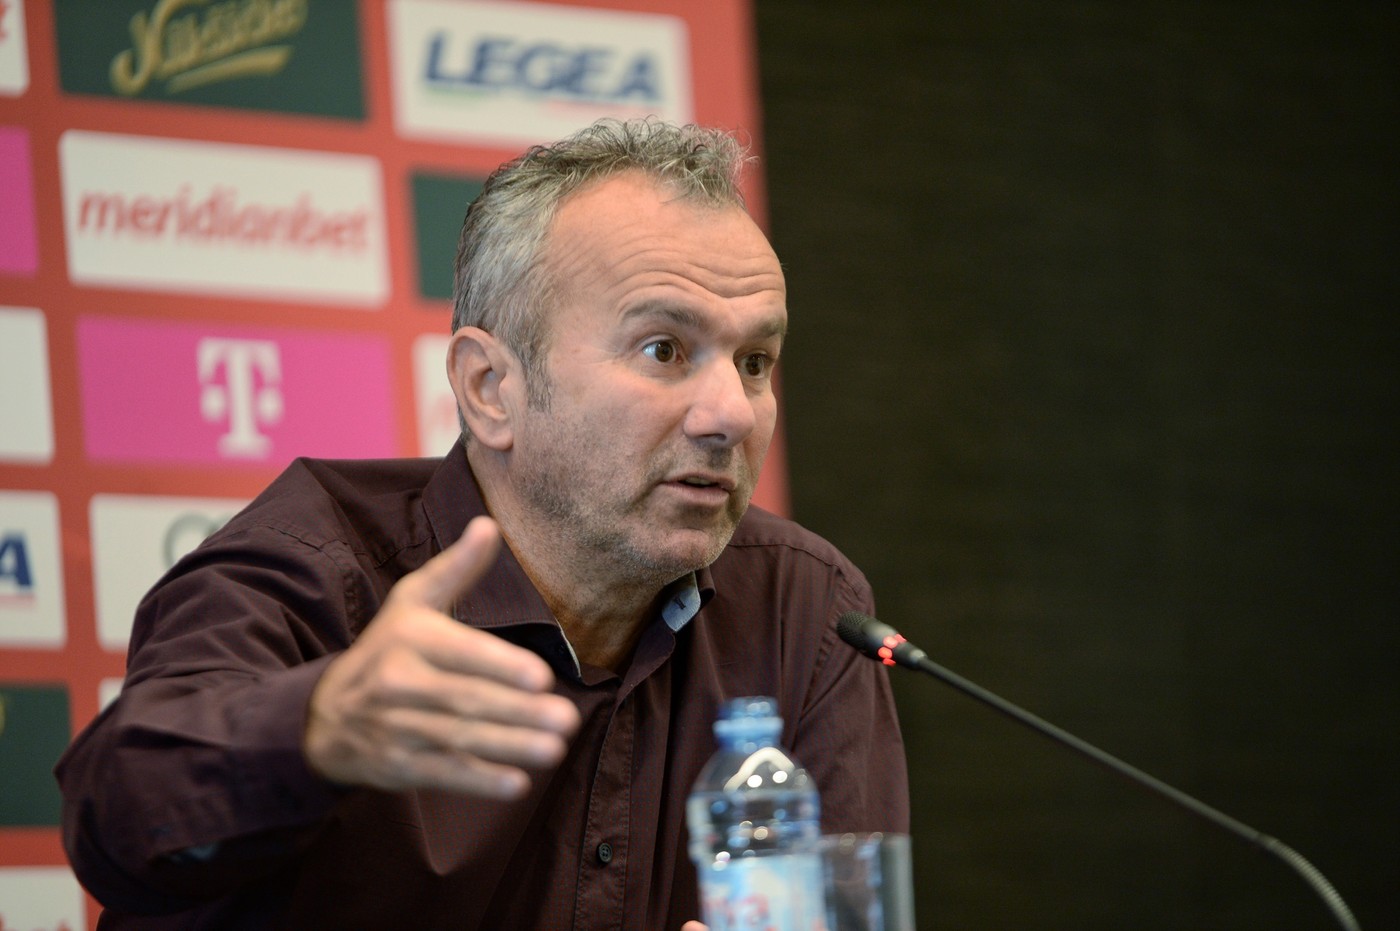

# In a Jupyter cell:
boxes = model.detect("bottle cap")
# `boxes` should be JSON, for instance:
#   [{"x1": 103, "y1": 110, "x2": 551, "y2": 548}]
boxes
[{"x1": 714, "y1": 696, "x2": 782, "y2": 745}]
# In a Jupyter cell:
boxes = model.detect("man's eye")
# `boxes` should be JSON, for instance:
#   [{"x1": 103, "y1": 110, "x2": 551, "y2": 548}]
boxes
[
  {"x1": 741, "y1": 353, "x2": 774, "y2": 377},
  {"x1": 644, "y1": 340, "x2": 680, "y2": 363}
]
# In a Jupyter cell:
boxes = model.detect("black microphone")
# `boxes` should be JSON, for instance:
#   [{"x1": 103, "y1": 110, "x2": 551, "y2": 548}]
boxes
[{"x1": 837, "y1": 611, "x2": 1361, "y2": 931}]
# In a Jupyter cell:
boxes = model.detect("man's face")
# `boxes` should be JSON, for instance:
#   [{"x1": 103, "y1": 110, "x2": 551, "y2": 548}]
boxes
[{"x1": 506, "y1": 172, "x2": 787, "y2": 583}]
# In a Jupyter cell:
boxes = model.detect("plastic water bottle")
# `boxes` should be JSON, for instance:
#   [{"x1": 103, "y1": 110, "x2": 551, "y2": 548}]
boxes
[{"x1": 688, "y1": 696, "x2": 826, "y2": 931}]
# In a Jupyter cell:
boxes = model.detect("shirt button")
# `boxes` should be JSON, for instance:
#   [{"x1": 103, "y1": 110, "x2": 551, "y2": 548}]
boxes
[{"x1": 596, "y1": 841, "x2": 613, "y2": 865}]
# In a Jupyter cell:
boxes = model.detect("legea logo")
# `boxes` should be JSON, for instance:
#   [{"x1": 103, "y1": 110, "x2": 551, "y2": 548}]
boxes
[
  {"x1": 0, "y1": 491, "x2": 65, "y2": 648},
  {"x1": 0, "y1": 0, "x2": 28, "y2": 96},
  {"x1": 91, "y1": 494, "x2": 248, "y2": 651},
  {"x1": 60, "y1": 130, "x2": 388, "y2": 305},
  {"x1": 0, "y1": 128, "x2": 37, "y2": 276},
  {"x1": 54, "y1": 0, "x2": 364, "y2": 119},
  {"x1": 388, "y1": 0, "x2": 692, "y2": 146},
  {"x1": 77, "y1": 316, "x2": 396, "y2": 467},
  {"x1": 0, "y1": 307, "x2": 54, "y2": 463}
]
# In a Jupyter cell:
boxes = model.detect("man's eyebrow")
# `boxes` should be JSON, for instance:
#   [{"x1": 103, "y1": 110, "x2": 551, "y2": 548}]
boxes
[
  {"x1": 752, "y1": 316, "x2": 789, "y2": 342},
  {"x1": 619, "y1": 302, "x2": 704, "y2": 330},
  {"x1": 619, "y1": 301, "x2": 789, "y2": 341}
]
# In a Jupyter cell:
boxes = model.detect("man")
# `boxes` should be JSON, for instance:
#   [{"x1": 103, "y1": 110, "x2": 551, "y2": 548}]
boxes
[{"x1": 58, "y1": 118, "x2": 909, "y2": 929}]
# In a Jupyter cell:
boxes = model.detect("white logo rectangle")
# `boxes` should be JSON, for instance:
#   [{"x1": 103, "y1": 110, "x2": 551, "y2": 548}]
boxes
[
  {"x1": 0, "y1": 491, "x2": 65, "y2": 648},
  {"x1": 90, "y1": 494, "x2": 249, "y2": 652},
  {"x1": 0, "y1": 0, "x2": 28, "y2": 96},
  {"x1": 413, "y1": 333, "x2": 459, "y2": 456},
  {"x1": 0, "y1": 306, "x2": 54, "y2": 464},
  {"x1": 388, "y1": 0, "x2": 693, "y2": 147},
  {"x1": 60, "y1": 131, "x2": 389, "y2": 306},
  {"x1": 0, "y1": 867, "x2": 86, "y2": 930}
]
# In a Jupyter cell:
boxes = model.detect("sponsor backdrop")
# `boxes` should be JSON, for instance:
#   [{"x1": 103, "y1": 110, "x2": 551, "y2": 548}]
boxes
[{"x1": 0, "y1": 1, "x2": 773, "y2": 925}]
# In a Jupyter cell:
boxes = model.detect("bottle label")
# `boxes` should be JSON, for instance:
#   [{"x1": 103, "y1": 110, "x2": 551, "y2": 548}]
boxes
[{"x1": 699, "y1": 853, "x2": 827, "y2": 931}]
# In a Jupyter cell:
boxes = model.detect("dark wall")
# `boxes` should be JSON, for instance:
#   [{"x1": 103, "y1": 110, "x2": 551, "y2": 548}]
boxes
[{"x1": 755, "y1": 2, "x2": 1398, "y2": 928}]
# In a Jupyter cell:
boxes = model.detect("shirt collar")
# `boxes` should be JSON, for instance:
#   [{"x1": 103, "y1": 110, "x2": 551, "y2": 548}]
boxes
[{"x1": 658, "y1": 572, "x2": 703, "y2": 632}]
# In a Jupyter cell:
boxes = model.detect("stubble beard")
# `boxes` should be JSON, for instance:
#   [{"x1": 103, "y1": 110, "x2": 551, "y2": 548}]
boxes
[
  {"x1": 516, "y1": 442, "x2": 754, "y2": 587},
  {"x1": 510, "y1": 365, "x2": 760, "y2": 586}
]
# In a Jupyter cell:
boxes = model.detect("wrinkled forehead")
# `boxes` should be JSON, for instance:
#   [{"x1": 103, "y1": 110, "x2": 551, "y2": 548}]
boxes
[
  {"x1": 552, "y1": 167, "x2": 746, "y2": 229},
  {"x1": 546, "y1": 173, "x2": 777, "y2": 280}
]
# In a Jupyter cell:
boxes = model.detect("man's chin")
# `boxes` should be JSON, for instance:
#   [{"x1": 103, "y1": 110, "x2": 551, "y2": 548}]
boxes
[{"x1": 635, "y1": 526, "x2": 736, "y2": 577}]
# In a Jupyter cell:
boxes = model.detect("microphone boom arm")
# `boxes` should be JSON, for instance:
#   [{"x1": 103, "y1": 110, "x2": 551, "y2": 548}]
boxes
[{"x1": 838, "y1": 612, "x2": 1360, "y2": 931}]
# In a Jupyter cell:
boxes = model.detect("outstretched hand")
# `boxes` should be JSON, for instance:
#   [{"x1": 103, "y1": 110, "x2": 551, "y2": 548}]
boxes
[{"x1": 303, "y1": 516, "x2": 580, "y2": 798}]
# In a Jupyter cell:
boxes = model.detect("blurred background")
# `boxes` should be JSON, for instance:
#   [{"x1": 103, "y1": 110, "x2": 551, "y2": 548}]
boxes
[{"x1": 756, "y1": 1, "x2": 1398, "y2": 928}]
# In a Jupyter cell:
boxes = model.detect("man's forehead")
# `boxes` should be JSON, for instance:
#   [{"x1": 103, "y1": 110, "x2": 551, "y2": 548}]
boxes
[
  {"x1": 541, "y1": 172, "x2": 779, "y2": 284},
  {"x1": 620, "y1": 300, "x2": 788, "y2": 338}
]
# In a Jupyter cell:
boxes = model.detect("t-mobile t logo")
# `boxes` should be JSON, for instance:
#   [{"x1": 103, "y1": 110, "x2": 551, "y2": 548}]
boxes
[{"x1": 197, "y1": 338, "x2": 284, "y2": 458}]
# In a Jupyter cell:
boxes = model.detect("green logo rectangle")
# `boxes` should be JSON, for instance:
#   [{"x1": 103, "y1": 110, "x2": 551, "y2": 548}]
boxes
[
  {"x1": 0, "y1": 684, "x2": 71, "y2": 827},
  {"x1": 411, "y1": 171, "x2": 484, "y2": 302},
  {"x1": 55, "y1": 0, "x2": 365, "y2": 120}
]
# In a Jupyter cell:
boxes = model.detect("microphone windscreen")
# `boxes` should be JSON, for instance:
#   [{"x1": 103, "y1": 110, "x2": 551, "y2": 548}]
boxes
[{"x1": 837, "y1": 611, "x2": 877, "y2": 654}]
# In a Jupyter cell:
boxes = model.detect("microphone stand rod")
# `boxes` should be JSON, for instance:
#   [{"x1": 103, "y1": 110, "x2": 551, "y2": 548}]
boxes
[{"x1": 908, "y1": 652, "x2": 1360, "y2": 931}]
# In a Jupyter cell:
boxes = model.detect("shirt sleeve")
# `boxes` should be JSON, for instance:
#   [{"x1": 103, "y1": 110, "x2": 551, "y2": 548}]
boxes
[
  {"x1": 55, "y1": 522, "x2": 362, "y2": 912},
  {"x1": 788, "y1": 566, "x2": 912, "y2": 838}
]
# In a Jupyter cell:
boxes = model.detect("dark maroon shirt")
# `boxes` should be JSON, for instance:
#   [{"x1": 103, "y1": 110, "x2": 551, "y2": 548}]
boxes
[{"x1": 57, "y1": 444, "x2": 909, "y2": 930}]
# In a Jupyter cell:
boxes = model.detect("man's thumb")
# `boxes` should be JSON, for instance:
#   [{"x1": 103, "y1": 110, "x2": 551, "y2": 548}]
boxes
[{"x1": 397, "y1": 516, "x2": 502, "y2": 611}]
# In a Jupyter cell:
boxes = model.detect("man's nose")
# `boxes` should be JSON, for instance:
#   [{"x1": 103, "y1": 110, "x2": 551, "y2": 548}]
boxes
[{"x1": 682, "y1": 359, "x2": 757, "y2": 448}]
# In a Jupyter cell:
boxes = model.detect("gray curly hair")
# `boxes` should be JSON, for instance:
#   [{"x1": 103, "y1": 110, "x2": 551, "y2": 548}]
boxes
[{"x1": 451, "y1": 118, "x2": 752, "y2": 413}]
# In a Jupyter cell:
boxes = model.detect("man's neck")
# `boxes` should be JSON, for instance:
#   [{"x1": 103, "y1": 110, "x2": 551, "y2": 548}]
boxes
[
  {"x1": 517, "y1": 546, "x2": 669, "y2": 672},
  {"x1": 471, "y1": 458, "x2": 668, "y2": 673}
]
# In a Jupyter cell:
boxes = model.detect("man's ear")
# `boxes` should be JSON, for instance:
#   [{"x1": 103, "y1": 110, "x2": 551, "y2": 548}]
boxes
[{"x1": 448, "y1": 327, "x2": 518, "y2": 451}]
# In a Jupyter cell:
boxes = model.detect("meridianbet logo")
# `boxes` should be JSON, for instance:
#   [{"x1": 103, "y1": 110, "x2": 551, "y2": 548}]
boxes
[
  {"x1": 76, "y1": 184, "x2": 372, "y2": 252},
  {"x1": 55, "y1": 0, "x2": 364, "y2": 119},
  {"x1": 110, "y1": 0, "x2": 307, "y2": 96},
  {"x1": 61, "y1": 131, "x2": 388, "y2": 304}
]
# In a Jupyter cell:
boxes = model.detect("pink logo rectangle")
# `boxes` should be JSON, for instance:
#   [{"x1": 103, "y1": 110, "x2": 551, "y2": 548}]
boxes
[
  {"x1": 78, "y1": 317, "x2": 398, "y2": 466},
  {"x1": 0, "y1": 127, "x2": 38, "y2": 276}
]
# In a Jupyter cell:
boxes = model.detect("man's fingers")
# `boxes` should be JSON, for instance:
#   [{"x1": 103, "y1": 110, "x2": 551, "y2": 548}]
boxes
[
  {"x1": 401, "y1": 753, "x2": 535, "y2": 800},
  {"x1": 305, "y1": 515, "x2": 586, "y2": 795},
  {"x1": 368, "y1": 641, "x2": 579, "y2": 737},
  {"x1": 372, "y1": 605, "x2": 563, "y2": 697},
  {"x1": 379, "y1": 706, "x2": 572, "y2": 770},
  {"x1": 392, "y1": 516, "x2": 503, "y2": 612}
]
